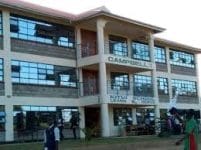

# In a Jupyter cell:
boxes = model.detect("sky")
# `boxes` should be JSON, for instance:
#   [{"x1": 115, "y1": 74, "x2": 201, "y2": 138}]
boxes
[{"x1": 21, "y1": 0, "x2": 201, "y2": 49}]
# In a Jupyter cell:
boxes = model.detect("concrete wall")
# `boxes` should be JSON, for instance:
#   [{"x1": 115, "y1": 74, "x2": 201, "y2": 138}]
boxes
[
  {"x1": 171, "y1": 65, "x2": 196, "y2": 76},
  {"x1": 12, "y1": 84, "x2": 78, "y2": 98},
  {"x1": 11, "y1": 38, "x2": 76, "y2": 59},
  {"x1": 156, "y1": 63, "x2": 168, "y2": 72}
]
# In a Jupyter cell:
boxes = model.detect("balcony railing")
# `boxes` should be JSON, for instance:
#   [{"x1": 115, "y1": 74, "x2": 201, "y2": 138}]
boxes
[
  {"x1": 78, "y1": 43, "x2": 97, "y2": 58},
  {"x1": 79, "y1": 80, "x2": 154, "y2": 98}
]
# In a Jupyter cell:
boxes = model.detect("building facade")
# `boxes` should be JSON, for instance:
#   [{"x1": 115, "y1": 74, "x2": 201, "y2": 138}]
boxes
[{"x1": 0, "y1": 0, "x2": 201, "y2": 142}]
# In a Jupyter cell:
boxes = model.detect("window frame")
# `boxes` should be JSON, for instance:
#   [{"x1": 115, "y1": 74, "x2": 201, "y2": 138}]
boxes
[
  {"x1": 10, "y1": 14, "x2": 75, "y2": 48},
  {"x1": 157, "y1": 77, "x2": 169, "y2": 95},
  {"x1": 169, "y1": 49, "x2": 195, "y2": 68},
  {"x1": 133, "y1": 74, "x2": 153, "y2": 97},
  {"x1": 109, "y1": 35, "x2": 128, "y2": 57},
  {"x1": 171, "y1": 79, "x2": 197, "y2": 97},
  {"x1": 154, "y1": 46, "x2": 166, "y2": 63},
  {"x1": 132, "y1": 41, "x2": 150, "y2": 61},
  {"x1": 111, "y1": 72, "x2": 129, "y2": 90}
]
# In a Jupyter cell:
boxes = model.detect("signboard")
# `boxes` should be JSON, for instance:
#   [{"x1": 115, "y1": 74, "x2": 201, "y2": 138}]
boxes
[
  {"x1": 107, "y1": 56, "x2": 153, "y2": 68},
  {"x1": 109, "y1": 95, "x2": 128, "y2": 103},
  {"x1": 108, "y1": 95, "x2": 155, "y2": 105},
  {"x1": 132, "y1": 96, "x2": 155, "y2": 105}
]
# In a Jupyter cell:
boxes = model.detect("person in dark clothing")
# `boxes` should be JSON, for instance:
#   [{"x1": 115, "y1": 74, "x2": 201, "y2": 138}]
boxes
[
  {"x1": 58, "y1": 117, "x2": 64, "y2": 140},
  {"x1": 70, "y1": 115, "x2": 78, "y2": 139},
  {"x1": 44, "y1": 120, "x2": 60, "y2": 150}
]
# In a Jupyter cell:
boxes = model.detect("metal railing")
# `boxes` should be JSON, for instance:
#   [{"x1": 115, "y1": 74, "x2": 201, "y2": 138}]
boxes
[{"x1": 78, "y1": 80, "x2": 154, "y2": 98}]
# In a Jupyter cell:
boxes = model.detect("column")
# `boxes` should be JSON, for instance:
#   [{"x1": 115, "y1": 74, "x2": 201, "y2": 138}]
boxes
[
  {"x1": 97, "y1": 19, "x2": 110, "y2": 137},
  {"x1": 166, "y1": 47, "x2": 173, "y2": 100},
  {"x1": 148, "y1": 33, "x2": 160, "y2": 126},
  {"x1": 132, "y1": 108, "x2": 137, "y2": 125},
  {"x1": 76, "y1": 26, "x2": 82, "y2": 59},
  {"x1": 195, "y1": 54, "x2": 201, "y2": 117},
  {"x1": 3, "y1": 11, "x2": 12, "y2": 97},
  {"x1": 79, "y1": 107, "x2": 85, "y2": 138},
  {"x1": 5, "y1": 104, "x2": 14, "y2": 141}
]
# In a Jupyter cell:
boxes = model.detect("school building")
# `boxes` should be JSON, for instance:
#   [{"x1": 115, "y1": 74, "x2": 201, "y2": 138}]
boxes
[{"x1": 0, "y1": 0, "x2": 201, "y2": 142}]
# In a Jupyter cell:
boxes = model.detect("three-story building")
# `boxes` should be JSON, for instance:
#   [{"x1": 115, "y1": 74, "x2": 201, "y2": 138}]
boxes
[{"x1": 0, "y1": 0, "x2": 200, "y2": 142}]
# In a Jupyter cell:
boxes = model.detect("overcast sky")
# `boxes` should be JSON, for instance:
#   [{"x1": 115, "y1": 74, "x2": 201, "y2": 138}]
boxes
[{"x1": 22, "y1": 0, "x2": 201, "y2": 49}]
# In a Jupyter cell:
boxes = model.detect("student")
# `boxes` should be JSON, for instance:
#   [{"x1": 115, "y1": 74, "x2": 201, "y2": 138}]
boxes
[
  {"x1": 70, "y1": 114, "x2": 78, "y2": 139},
  {"x1": 176, "y1": 109, "x2": 198, "y2": 150},
  {"x1": 58, "y1": 117, "x2": 64, "y2": 140},
  {"x1": 44, "y1": 120, "x2": 60, "y2": 150}
]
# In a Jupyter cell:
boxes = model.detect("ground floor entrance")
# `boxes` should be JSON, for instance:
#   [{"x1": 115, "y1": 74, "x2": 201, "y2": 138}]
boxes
[{"x1": 85, "y1": 107, "x2": 101, "y2": 137}]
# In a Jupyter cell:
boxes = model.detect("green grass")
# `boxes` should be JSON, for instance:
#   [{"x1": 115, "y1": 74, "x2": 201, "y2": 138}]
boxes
[{"x1": 0, "y1": 135, "x2": 200, "y2": 150}]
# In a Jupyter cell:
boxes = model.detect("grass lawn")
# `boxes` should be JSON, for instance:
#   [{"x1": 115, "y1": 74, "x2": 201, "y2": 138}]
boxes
[{"x1": 0, "y1": 135, "x2": 200, "y2": 150}]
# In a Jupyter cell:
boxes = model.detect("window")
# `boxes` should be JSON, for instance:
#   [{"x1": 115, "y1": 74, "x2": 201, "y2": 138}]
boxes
[
  {"x1": 157, "y1": 77, "x2": 168, "y2": 95},
  {"x1": 132, "y1": 42, "x2": 150, "y2": 61},
  {"x1": 111, "y1": 73, "x2": 129, "y2": 90},
  {"x1": 0, "y1": 58, "x2": 3, "y2": 81},
  {"x1": 113, "y1": 108, "x2": 132, "y2": 126},
  {"x1": 109, "y1": 35, "x2": 128, "y2": 57},
  {"x1": 171, "y1": 79, "x2": 197, "y2": 97},
  {"x1": 13, "y1": 105, "x2": 78, "y2": 141},
  {"x1": 11, "y1": 60, "x2": 77, "y2": 87},
  {"x1": 134, "y1": 75, "x2": 153, "y2": 97},
  {"x1": 155, "y1": 46, "x2": 166, "y2": 63},
  {"x1": 59, "y1": 74, "x2": 76, "y2": 88},
  {"x1": 0, "y1": 12, "x2": 2, "y2": 35},
  {"x1": 10, "y1": 15, "x2": 75, "y2": 48},
  {"x1": 169, "y1": 50, "x2": 195, "y2": 68},
  {"x1": 0, "y1": 105, "x2": 5, "y2": 132}
]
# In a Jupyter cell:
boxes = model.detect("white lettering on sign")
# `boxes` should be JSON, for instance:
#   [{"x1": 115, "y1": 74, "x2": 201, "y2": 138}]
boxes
[
  {"x1": 108, "y1": 56, "x2": 152, "y2": 68},
  {"x1": 109, "y1": 95, "x2": 128, "y2": 103},
  {"x1": 132, "y1": 96, "x2": 155, "y2": 105}
]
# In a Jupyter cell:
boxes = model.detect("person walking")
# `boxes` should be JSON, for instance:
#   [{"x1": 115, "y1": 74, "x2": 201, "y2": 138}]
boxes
[
  {"x1": 176, "y1": 109, "x2": 198, "y2": 150},
  {"x1": 44, "y1": 120, "x2": 60, "y2": 150},
  {"x1": 70, "y1": 114, "x2": 78, "y2": 139}
]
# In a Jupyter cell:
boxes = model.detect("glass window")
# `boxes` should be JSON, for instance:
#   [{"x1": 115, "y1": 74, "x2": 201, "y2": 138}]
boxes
[
  {"x1": 60, "y1": 74, "x2": 76, "y2": 88},
  {"x1": 109, "y1": 35, "x2": 128, "y2": 57},
  {"x1": 155, "y1": 46, "x2": 166, "y2": 63},
  {"x1": 0, "y1": 13, "x2": 2, "y2": 35},
  {"x1": 132, "y1": 42, "x2": 150, "y2": 61},
  {"x1": 11, "y1": 60, "x2": 77, "y2": 87},
  {"x1": 10, "y1": 15, "x2": 75, "y2": 48},
  {"x1": 111, "y1": 73, "x2": 129, "y2": 90},
  {"x1": 134, "y1": 75, "x2": 153, "y2": 97},
  {"x1": 157, "y1": 77, "x2": 168, "y2": 95},
  {"x1": 0, "y1": 105, "x2": 5, "y2": 132},
  {"x1": 171, "y1": 79, "x2": 197, "y2": 97},
  {"x1": 0, "y1": 58, "x2": 3, "y2": 81},
  {"x1": 13, "y1": 105, "x2": 79, "y2": 141},
  {"x1": 169, "y1": 50, "x2": 195, "y2": 68},
  {"x1": 113, "y1": 108, "x2": 132, "y2": 126}
]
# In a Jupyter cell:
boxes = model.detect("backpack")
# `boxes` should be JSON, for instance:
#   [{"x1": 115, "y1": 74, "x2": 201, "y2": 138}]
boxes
[{"x1": 45, "y1": 126, "x2": 56, "y2": 149}]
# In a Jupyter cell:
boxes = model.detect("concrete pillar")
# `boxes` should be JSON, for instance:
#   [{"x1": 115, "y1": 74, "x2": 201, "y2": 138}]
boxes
[
  {"x1": 195, "y1": 54, "x2": 201, "y2": 117},
  {"x1": 127, "y1": 38, "x2": 132, "y2": 58},
  {"x1": 5, "y1": 104, "x2": 14, "y2": 141},
  {"x1": 166, "y1": 47, "x2": 173, "y2": 100},
  {"x1": 132, "y1": 108, "x2": 137, "y2": 125},
  {"x1": 2, "y1": 11, "x2": 12, "y2": 97},
  {"x1": 79, "y1": 106, "x2": 85, "y2": 138},
  {"x1": 97, "y1": 19, "x2": 110, "y2": 137},
  {"x1": 78, "y1": 68, "x2": 83, "y2": 96},
  {"x1": 76, "y1": 26, "x2": 82, "y2": 59},
  {"x1": 148, "y1": 33, "x2": 160, "y2": 122}
]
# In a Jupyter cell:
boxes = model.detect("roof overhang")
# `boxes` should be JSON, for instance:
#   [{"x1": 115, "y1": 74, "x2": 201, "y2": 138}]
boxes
[
  {"x1": 155, "y1": 38, "x2": 201, "y2": 54},
  {"x1": 74, "y1": 11, "x2": 165, "y2": 34}
]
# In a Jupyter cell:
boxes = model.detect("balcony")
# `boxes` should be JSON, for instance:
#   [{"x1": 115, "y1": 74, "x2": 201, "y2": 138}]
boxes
[{"x1": 79, "y1": 80, "x2": 155, "y2": 106}]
